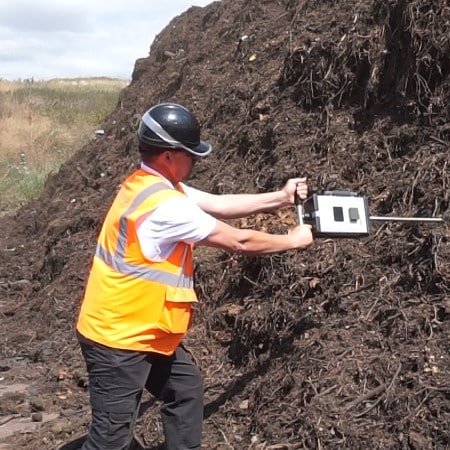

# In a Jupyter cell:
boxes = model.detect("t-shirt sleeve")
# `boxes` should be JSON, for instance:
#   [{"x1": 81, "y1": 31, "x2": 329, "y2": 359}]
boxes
[
  {"x1": 179, "y1": 183, "x2": 207, "y2": 204},
  {"x1": 136, "y1": 194, "x2": 217, "y2": 261}
]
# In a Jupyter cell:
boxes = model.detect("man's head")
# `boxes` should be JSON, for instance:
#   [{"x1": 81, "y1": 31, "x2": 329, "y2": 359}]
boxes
[{"x1": 137, "y1": 103, "x2": 211, "y2": 183}]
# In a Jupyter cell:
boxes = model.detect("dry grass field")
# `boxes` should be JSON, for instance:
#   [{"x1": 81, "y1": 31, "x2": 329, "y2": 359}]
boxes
[{"x1": 0, "y1": 77, "x2": 127, "y2": 214}]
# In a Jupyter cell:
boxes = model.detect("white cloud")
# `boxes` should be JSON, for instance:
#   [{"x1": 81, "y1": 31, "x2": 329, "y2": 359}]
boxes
[
  {"x1": 0, "y1": 0, "x2": 214, "y2": 80},
  {"x1": 0, "y1": 1, "x2": 92, "y2": 32}
]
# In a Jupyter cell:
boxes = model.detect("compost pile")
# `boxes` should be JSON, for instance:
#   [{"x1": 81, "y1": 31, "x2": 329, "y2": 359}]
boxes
[{"x1": 0, "y1": 0, "x2": 449, "y2": 449}]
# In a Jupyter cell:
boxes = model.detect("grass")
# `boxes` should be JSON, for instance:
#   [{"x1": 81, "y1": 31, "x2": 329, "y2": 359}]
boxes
[{"x1": 0, "y1": 77, "x2": 127, "y2": 214}]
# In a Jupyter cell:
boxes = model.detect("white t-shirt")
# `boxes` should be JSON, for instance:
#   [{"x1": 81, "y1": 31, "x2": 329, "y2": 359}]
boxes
[{"x1": 136, "y1": 164, "x2": 217, "y2": 261}]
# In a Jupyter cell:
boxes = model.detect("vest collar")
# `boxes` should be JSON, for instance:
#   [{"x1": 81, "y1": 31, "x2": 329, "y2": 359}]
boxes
[
  {"x1": 140, "y1": 162, "x2": 186, "y2": 194},
  {"x1": 140, "y1": 162, "x2": 175, "y2": 188}
]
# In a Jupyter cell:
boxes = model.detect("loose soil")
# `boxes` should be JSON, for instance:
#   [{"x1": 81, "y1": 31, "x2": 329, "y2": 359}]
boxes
[{"x1": 0, "y1": 1, "x2": 449, "y2": 449}]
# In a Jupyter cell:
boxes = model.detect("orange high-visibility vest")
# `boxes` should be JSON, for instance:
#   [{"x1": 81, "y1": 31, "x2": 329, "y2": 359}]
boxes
[{"x1": 76, "y1": 170, "x2": 198, "y2": 355}]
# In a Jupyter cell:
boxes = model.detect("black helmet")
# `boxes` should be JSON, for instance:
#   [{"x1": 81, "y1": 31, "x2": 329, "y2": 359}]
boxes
[{"x1": 137, "y1": 103, "x2": 212, "y2": 157}]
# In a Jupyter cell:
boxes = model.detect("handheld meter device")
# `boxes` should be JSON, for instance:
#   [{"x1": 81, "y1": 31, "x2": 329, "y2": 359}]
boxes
[{"x1": 297, "y1": 190, "x2": 444, "y2": 238}]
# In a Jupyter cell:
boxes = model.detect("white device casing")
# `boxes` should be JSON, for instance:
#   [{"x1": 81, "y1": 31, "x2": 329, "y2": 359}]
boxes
[{"x1": 303, "y1": 192, "x2": 371, "y2": 238}]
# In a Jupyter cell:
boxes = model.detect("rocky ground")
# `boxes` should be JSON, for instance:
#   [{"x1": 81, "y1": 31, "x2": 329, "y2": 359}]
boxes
[{"x1": 0, "y1": 0, "x2": 449, "y2": 449}]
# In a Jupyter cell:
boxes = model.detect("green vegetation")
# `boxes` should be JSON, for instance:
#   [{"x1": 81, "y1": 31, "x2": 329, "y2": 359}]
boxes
[{"x1": 0, "y1": 78, "x2": 127, "y2": 214}]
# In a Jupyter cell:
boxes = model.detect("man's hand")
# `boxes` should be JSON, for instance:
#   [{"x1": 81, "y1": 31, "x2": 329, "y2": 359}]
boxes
[
  {"x1": 282, "y1": 177, "x2": 308, "y2": 205},
  {"x1": 289, "y1": 224, "x2": 314, "y2": 248}
]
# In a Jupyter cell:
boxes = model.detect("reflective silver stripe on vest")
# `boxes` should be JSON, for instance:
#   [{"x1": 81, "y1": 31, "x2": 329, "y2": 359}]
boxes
[
  {"x1": 95, "y1": 180, "x2": 193, "y2": 288},
  {"x1": 95, "y1": 245, "x2": 192, "y2": 287}
]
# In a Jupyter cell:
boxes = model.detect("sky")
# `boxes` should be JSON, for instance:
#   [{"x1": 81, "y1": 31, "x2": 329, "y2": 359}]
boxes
[{"x1": 0, "y1": 0, "x2": 213, "y2": 81}]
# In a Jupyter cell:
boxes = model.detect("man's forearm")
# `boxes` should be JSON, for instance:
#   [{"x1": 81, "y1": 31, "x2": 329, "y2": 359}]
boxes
[
  {"x1": 199, "y1": 191, "x2": 289, "y2": 219},
  {"x1": 199, "y1": 220, "x2": 312, "y2": 254}
]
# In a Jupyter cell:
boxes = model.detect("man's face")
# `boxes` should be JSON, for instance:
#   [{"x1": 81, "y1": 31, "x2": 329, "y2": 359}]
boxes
[{"x1": 171, "y1": 149, "x2": 198, "y2": 181}]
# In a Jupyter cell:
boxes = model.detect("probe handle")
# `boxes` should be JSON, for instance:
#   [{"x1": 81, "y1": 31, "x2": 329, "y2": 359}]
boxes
[{"x1": 294, "y1": 192, "x2": 304, "y2": 225}]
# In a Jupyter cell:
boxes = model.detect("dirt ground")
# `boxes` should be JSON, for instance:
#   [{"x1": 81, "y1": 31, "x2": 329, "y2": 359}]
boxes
[{"x1": 0, "y1": 0, "x2": 449, "y2": 449}]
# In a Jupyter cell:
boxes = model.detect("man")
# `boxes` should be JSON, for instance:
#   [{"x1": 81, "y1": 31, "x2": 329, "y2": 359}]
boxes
[{"x1": 76, "y1": 103, "x2": 313, "y2": 449}]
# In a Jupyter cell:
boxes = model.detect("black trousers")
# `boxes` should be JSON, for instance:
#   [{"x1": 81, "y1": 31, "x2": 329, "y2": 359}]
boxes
[{"x1": 78, "y1": 333, "x2": 203, "y2": 450}]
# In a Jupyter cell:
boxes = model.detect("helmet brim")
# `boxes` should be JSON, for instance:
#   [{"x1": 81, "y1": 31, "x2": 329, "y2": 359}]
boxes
[{"x1": 184, "y1": 140, "x2": 212, "y2": 157}]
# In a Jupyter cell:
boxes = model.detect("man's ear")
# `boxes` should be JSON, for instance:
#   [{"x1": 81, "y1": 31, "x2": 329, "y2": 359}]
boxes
[{"x1": 161, "y1": 150, "x2": 172, "y2": 163}]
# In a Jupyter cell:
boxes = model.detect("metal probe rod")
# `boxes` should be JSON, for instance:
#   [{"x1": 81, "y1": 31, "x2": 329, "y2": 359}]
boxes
[{"x1": 370, "y1": 216, "x2": 444, "y2": 223}]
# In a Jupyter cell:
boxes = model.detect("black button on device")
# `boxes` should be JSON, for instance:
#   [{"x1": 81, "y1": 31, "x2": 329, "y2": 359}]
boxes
[{"x1": 333, "y1": 206, "x2": 344, "y2": 222}]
